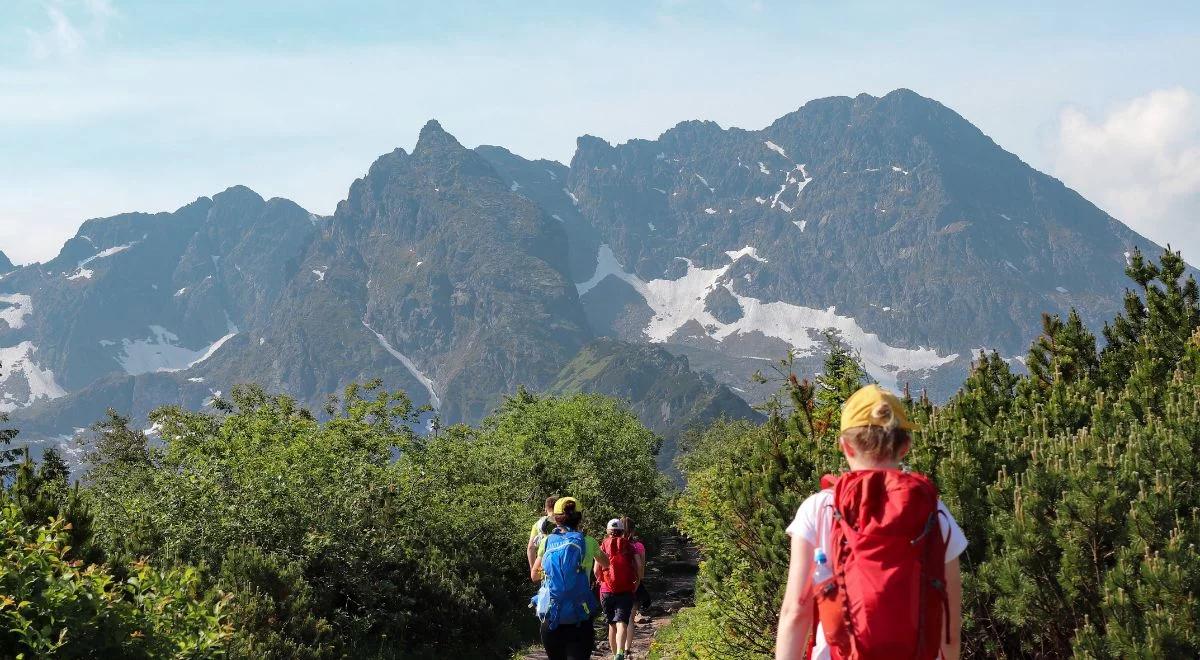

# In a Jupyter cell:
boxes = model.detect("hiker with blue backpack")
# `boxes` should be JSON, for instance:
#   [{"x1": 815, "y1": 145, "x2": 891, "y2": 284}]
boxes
[{"x1": 530, "y1": 497, "x2": 609, "y2": 660}]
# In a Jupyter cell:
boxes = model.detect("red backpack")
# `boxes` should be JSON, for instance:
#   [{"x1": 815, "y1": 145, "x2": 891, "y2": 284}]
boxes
[
  {"x1": 600, "y1": 536, "x2": 638, "y2": 594},
  {"x1": 809, "y1": 470, "x2": 949, "y2": 660}
]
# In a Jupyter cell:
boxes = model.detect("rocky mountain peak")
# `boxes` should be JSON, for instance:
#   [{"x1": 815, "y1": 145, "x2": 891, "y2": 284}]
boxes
[
  {"x1": 0, "y1": 251, "x2": 13, "y2": 273},
  {"x1": 414, "y1": 119, "x2": 464, "y2": 155},
  {"x1": 211, "y1": 185, "x2": 265, "y2": 209},
  {"x1": 6, "y1": 91, "x2": 1168, "y2": 474}
]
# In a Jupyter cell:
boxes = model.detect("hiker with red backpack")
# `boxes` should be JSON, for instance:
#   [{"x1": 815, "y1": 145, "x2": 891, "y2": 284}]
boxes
[
  {"x1": 596, "y1": 518, "x2": 644, "y2": 660},
  {"x1": 619, "y1": 516, "x2": 649, "y2": 658},
  {"x1": 531, "y1": 497, "x2": 609, "y2": 660},
  {"x1": 775, "y1": 385, "x2": 967, "y2": 660}
]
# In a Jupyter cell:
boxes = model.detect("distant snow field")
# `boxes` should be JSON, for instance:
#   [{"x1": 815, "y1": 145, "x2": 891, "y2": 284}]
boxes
[
  {"x1": 0, "y1": 341, "x2": 67, "y2": 412},
  {"x1": 117, "y1": 321, "x2": 239, "y2": 376},
  {"x1": 577, "y1": 245, "x2": 958, "y2": 389},
  {"x1": 725, "y1": 246, "x2": 768, "y2": 263},
  {"x1": 0, "y1": 294, "x2": 33, "y2": 329}
]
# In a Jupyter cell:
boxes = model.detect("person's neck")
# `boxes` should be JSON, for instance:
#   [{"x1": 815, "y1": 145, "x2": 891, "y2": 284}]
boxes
[{"x1": 845, "y1": 459, "x2": 902, "y2": 471}]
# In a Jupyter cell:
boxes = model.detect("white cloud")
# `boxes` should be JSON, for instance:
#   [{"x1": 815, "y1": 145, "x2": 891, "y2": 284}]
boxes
[
  {"x1": 1052, "y1": 88, "x2": 1200, "y2": 264},
  {"x1": 24, "y1": 0, "x2": 116, "y2": 60}
]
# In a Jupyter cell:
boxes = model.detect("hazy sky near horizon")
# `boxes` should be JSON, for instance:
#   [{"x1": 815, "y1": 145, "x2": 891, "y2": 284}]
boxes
[{"x1": 3, "y1": 0, "x2": 1199, "y2": 264}]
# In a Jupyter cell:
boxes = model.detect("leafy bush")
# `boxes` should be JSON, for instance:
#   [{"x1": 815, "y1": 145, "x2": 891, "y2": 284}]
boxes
[
  {"x1": 80, "y1": 382, "x2": 670, "y2": 658},
  {"x1": 0, "y1": 504, "x2": 231, "y2": 658}
]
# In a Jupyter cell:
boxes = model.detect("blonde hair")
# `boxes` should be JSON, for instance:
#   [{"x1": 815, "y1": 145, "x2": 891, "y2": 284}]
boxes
[
  {"x1": 841, "y1": 424, "x2": 910, "y2": 460},
  {"x1": 867, "y1": 399, "x2": 900, "y2": 431}
]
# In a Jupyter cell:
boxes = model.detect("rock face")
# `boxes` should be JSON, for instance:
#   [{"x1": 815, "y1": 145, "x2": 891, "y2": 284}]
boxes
[
  {"x1": 7, "y1": 121, "x2": 593, "y2": 434},
  {"x1": 2, "y1": 89, "x2": 1168, "y2": 464},
  {"x1": 1, "y1": 186, "x2": 315, "y2": 425},
  {"x1": 563, "y1": 89, "x2": 1159, "y2": 402}
]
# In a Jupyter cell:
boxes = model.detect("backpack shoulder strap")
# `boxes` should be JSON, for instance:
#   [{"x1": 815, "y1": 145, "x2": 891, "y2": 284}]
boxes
[{"x1": 820, "y1": 473, "x2": 839, "y2": 490}]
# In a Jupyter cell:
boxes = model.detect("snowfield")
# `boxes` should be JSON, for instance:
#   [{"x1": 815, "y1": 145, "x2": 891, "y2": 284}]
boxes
[
  {"x1": 577, "y1": 245, "x2": 958, "y2": 388},
  {"x1": 117, "y1": 320, "x2": 239, "y2": 375},
  {"x1": 0, "y1": 294, "x2": 33, "y2": 329},
  {"x1": 0, "y1": 341, "x2": 67, "y2": 412}
]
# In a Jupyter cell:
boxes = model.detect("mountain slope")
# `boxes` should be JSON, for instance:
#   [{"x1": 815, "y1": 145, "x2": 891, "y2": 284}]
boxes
[
  {"x1": 561, "y1": 89, "x2": 1162, "y2": 400},
  {"x1": 5, "y1": 89, "x2": 1170, "y2": 462},
  {"x1": 548, "y1": 338, "x2": 762, "y2": 474},
  {"x1": 1, "y1": 186, "x2": 316, "y2": 419},
  {"x1": 9, "y1": 121, "x2": 597, "y2": 438}
]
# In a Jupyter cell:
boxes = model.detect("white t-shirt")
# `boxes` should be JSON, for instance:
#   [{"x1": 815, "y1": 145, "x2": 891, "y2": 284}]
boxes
[{"x1": 786, "y1": 488, "x2": 968, "y2": 660}]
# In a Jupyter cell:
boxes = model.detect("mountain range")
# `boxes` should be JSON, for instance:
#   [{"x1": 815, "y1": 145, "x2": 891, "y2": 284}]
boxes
[{"x1": 0, "y1": 89, "x2": 1166, "y2": 466}]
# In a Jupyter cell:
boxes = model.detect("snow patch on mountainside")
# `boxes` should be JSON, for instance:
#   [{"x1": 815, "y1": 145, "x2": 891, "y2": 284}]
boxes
[
  {"x1": 726, "y1": 246, "x2": 768, "y2": 263},
  {"x1": 0, "y1": 342, "x2": 67, "y2": 412},
  {"x1": 65, "y1": 239, "x2": 141, "y2": 280},
  {"x1": 363, "y1": 319, "x2": 441, "y2": 410},
  {"x1": 78, "y1": 242, "x2": 137, "y2": 269},
  {"x1": 117, "y1": 320, "x2": 239, "y2": 375},
  {"x1": 578, "y1": 246, "x2": 958, "y2": 388},
  {"x1": 576, "y1": 245, "x2": 628, "y2": 296},
  {"x1": 764, "y1": 141, "x2": 788, "y2": 158},
  {"x1": 0, "y1": 294, "x2": 33, "y2": 329}
]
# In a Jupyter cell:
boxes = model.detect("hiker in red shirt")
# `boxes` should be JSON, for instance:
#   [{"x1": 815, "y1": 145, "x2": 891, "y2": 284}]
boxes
[
  {"x1": 775, "y1": 385, "x2": 966, "y2": 660},
  {"x1": 596, "y1": 518, "x2": 643, "y2": 660}
]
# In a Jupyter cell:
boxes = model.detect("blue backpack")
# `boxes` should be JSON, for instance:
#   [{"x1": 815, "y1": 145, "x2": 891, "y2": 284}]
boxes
[{"x1": 532, "y1": 530, "x2": 599, "y2": 629}]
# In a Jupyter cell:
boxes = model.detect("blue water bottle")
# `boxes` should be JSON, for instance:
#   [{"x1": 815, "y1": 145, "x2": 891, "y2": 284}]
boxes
[{"x1": 813, "y1": 547, "x2": 832, "y2": 585}]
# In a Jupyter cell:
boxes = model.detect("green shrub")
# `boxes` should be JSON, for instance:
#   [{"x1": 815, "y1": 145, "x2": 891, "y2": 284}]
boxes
[
  {"x1": 0, "y1": 504, "x2": 231, "y2": 658},
  {"x1": 80, "y1": 382, "x2": 670, "y2": 658},
  {"x1": 666, "y1": 248, "x2": 1200, "y2": 659}
]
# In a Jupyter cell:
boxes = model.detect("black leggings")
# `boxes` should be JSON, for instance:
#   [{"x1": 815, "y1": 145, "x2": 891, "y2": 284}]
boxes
[{"x1": 539, "y1": 619, "x2": 595, "y2": 660}]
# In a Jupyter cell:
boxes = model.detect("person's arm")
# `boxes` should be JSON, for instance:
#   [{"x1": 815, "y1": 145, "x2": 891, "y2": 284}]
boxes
[
  {"x1": 775, "y1": 533, "x2": 815, "y2": 660},
  {"x1": 942, "y1": 558, "x2": 962, "y2": 660},
  {"x1": 527, "y1": 535, "x2": 539, "y2": 570},
  {"x1": 530, "y1": 555, "x2": 543, "y2": 583},
  {"x1": 635, "y1": 553, "x2": 646, "y2": 583},
  {"x1": 593, "y1": 541, "x2": 610, "y2": 571}
]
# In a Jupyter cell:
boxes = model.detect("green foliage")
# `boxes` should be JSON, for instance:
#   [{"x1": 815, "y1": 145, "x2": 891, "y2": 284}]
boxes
[
  {"x1": 80, "y1": 382, "x2": 669, "y2": 658},
  {"x1": 0, "y1": 400, "x2": 21, "y2": 482},
  {"x1": 667, "y1": 249, "x2": 1200, "y2": 659},
  {"x1": 0, "y1": 504, "x2": 231, "y2": 658}
]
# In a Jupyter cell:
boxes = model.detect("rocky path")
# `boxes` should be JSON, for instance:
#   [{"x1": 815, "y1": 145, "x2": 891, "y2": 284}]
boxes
[{"x1": 524, "y1": 536, "x2": 698, "y2": 660}]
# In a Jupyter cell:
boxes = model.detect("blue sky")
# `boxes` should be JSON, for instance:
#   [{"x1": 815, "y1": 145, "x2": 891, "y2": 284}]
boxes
[{"x1": 3, "y1": 0, "x2": 1199, "y2": 263}]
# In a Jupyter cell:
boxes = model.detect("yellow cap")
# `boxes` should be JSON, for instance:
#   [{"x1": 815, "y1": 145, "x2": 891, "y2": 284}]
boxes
[
  {"x1": 840, "y1": 384, "x2": 916, "y2": 432},
  {"x1": 553, "y1": 497, "x2": 580, "y2": 514}
]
